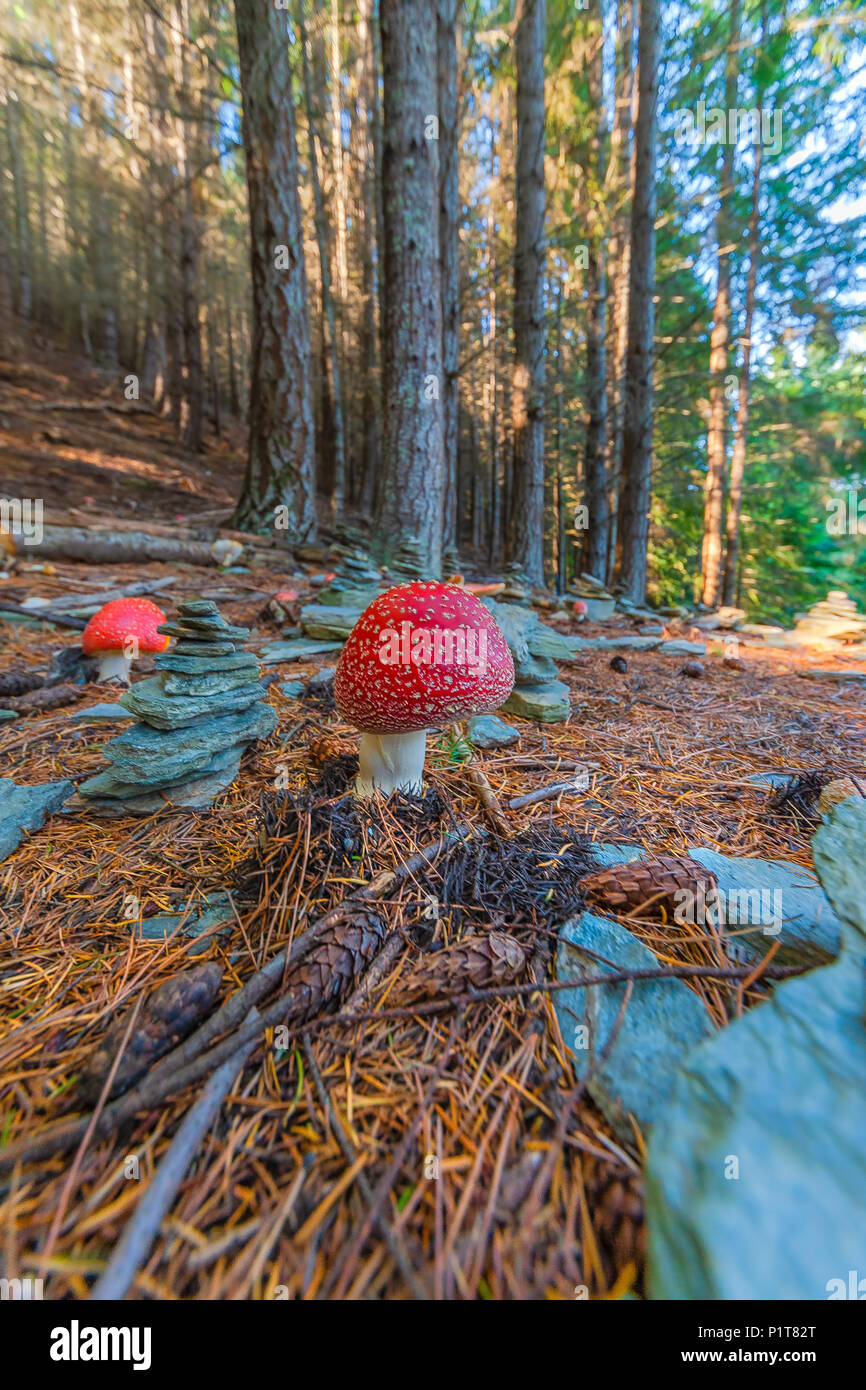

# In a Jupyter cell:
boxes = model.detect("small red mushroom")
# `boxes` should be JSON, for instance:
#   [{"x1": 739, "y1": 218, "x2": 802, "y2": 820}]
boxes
[
  {"x1": 572, "y1": 598, "x2": 588, "y2": 621},
  {"x1": 81, "y1": 597, "x2": 170, "y2": 684},
  {"x1": 335, "y1": 582, "x2": 515, "y2": 796}
]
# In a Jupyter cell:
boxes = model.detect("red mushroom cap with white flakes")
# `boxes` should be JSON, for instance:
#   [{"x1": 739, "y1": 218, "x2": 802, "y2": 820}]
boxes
[
  {"x1": 81, "y1": 598, "x2": 170, "y2": 658},
  {"x1": 335, "y1": 582, "x2": 515, "y2": 734}
]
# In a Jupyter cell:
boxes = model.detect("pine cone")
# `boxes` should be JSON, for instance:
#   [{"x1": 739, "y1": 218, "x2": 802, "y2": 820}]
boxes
[
  {"x1": 584, "y1": 1157, "x2": 646, "y2": 1281},
  {"x1": 309, "y1": 734, "x2": 351, "y2": 765},
  {"x1": 579, "y1": 855, "x2": 718, "y2": 921},
  {"x1": 4, "y1": 683, "x2": 84, "y2": 713},
  {"x1": 281, "y1": 904, "x2": 386, "y2": 1022},
  {"x1": 79, "y1": 963, "x2": 223, "y2": 1104},
  {"x1": 0, "y1": 670, "x2": 44, "y2": 698},
  {"x1": 392, "y1": 931, "x2": 527, "y2": 1005}
]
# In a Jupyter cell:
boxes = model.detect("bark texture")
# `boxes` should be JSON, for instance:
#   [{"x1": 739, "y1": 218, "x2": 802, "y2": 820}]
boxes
[
  {"x1": 373, "y1": 0, "x2": 444, "y2": 576},
  {"x1": 511, "y1": 0, "x2": 547, "y2": 585},
  {"x1": 233, "y1": 0, "x2": 317, "y2": 540},
  {"x1": 701, "y1": 0, "x2": 740, "y2": 607},
  {"x1": 617, "y1": 0, "x2": 659, "y2": 604}
]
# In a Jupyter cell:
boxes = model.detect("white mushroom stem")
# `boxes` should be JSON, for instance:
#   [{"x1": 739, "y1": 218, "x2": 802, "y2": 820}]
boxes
[
  {"x1": 95, "y1": 649, "x2": 133, "y2": 685},
  {"x1": 356, "y1": 730, "x2": 427, "y2": 797}
]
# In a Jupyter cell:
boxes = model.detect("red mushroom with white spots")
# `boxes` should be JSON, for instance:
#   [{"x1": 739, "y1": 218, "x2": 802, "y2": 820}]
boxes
[
  {"x1": 80, "y1": 597, "x2": 170, "y2": 684},
  {"x1": 335, "y1": 582, "x2": 515, "y2": 796}
]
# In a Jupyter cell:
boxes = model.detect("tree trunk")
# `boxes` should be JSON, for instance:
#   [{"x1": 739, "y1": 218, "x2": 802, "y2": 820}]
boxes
[
  {"x1": 616, "y1": 0, "x2": 659, "y2": 605},
  {"x1": 700, "y1": 0, "x2": 740, "y2": 607},
  {"x1": 511, "y1": 0, "x2": 546, "y2": 585},
  {"x1": 357, "y1": 0, "x2": 381, "y2": 512},
  {"x1": 581, "y1": 1, "x2": 609, "y2": 581},
  {"x1": 232, "y1": 0, "x2": 317, "y2": 540},
  {"x1": 605, "y1": 0, "x2": 635, "y2": 584},
  {"x1": 373, "y1": 0, "x2": 444, "y2": 576},
  {"x1": 723, "y1": 102, "x2": 763, "y2": 607},
  {"x1": 298, "y1": 0, "x2": 346, "y2": 515},
  {"x1": 438, "y1": 0, "x2": 460, "y2": 559}
]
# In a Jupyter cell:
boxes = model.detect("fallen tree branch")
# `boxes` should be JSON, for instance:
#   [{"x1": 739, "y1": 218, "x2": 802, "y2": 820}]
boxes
[{"x1": 91, "y1": 1021, "x2": 260, "y2": 1301}]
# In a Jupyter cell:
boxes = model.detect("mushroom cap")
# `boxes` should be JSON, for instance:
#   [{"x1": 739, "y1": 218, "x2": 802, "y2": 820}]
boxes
[
  {"x1": 81, "y1": 597, "x2": 170, "y2": 656},
  {"x1": 335, "y1": 582, "x2": 515, "y2": 734}
]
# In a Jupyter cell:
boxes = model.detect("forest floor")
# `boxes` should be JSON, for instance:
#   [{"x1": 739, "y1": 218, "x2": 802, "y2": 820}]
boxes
[{"x1": 1, "y1": 349, "x2": 865, "y2": 1299}]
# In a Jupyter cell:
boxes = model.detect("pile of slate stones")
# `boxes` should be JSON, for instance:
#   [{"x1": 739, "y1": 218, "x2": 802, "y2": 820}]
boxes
[{"x1": 79, "y1": 599, "x2": 276, "y2": 815}]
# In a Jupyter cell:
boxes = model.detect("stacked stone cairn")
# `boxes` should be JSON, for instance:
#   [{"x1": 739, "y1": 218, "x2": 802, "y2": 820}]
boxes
[
  {"x1": 481, "y1": 597, "x2": 575, "y2": 724},
  {"x1": 317, "y1": 539, "x2": 382, "y2": 610},
  {"x1": 567, "y1": 574, "x2": 616, "y2": 621},
  {"x1": 79, "y1": 599, "x2": 276, "y2": 815},
  {"x1": 500, "y1": 562, "x2": 531, "y2": 605},
  {"x1": 793, "y1": 591, "x2": 866, "y2": 647},
  {"x1": 387, "y1": 535, "x2": 427, "y2": 583}
]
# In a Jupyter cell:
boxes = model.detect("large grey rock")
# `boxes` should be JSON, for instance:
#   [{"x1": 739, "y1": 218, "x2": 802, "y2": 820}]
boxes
[
  {"x1": 502, "y1": 680, "x2": 570, "y2": 723},
  {"x1": 467, "y1": 714, "x2": 520, "y2": 750},
  {"x1": 591, "y1": 841, "x2": 842, "y2": 968},
  {"x1": 645, "y1": 799, "x2": 866, "y2": 1300},
  {"x1": 120, "y1": 676, "x2": 267, "y2": 730},
  {"x1": 556, "y1": 910, "x2": 714, "y2": 1141},
  {"x1": 0, "y1": 778, "x2": 75, "y2": 862}
]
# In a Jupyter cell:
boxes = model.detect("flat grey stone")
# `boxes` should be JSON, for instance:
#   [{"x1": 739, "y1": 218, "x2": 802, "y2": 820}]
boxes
[
  {"x1": 0, "y1": 778, "x2": 75, "y2": 862},
  {"x1": 136, "y1": 891, "x2": 234, "y2": 954},
  {"x1": 156, "y1": 651, "x2": 259, "y2": 675},
  {"x1": 90, "y1": 703, "x2": 277, "y2": 785},
  {"x1": 513, "y1": 652, "x2": 559, "y2": 685},
  {"x1": 556, "y1": 910, "x2": 714, "y2": 1141},
  {"x1": 70, "y1": 703, "x2": 132, "y2": 721},
  {"x1": 120, "y1": 676, "x2": 267, "y2": 730},
  {"x1": 501, "y1": 680, "x2": 570, "y2": 723},
  {"x1": 161, "y1": 667, "x2": 265, "y2": 698},
  {"x1": 800, "y1": 669, "x2": 866, "y2": 683},
  {"x1": 83, "y1": 756, "x2": 243, "y2": 816},
  {"x1": 259, "y1": 638, "x2": 344, "y2": 664},
  {"x1": 300, "y1": 604, "x2": 363, "y2": 639},
  {"x1": 159, "y1": 619, "x2": 250, "y2": 641},
  {"x1": 79, "y1": 742, "x2": 245, "y2": 799},
  {"x1": 467, "y1": 714, "x2": 521, "y2": 750},
  {"x1": 599, "y1": 635, "x2": 663, "y2": 652},
  {"x1": 171, "y1": 638, "x2": 239, "y2": 657},
  {"x1": 0, "y1": 711, "x2": 18, "y2": 721},
  {"x1": 280, "y1": 680, "x2": 304, "y2": 698},
  {"x1": 658, "y1": 640, "x2": 706, "y2": 656}
]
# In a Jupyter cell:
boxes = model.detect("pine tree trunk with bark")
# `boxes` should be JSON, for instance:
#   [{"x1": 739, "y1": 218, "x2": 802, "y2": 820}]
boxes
[
  {"x1": 617, "y1": 0, "x2": 659, "y2": 605},
  {"x1": 581, "y1": 0, "x2": 609, "y2": 582},
  {"x1": 232, "y1": 0, "x2": 317, "y2": 540},
  {"x1": 511, "y1": 0, "x2": 547, "y2": 585},
  {"x1": 373, "y1": 0, "x2": 444, "y2": 576},
  {"x1": 605, "y1": 0, "x2": 635, "y2": 584},
  {"x1": 298, "y1": 0, "x2": 346, "y2": 515},
  {"x1": 438, "y1": 0, "x2": 460, "y2": 559},
  {"x1": 701, "y1": 0, "x2": 740, "y2": 607},
  {"x1": 723, "y1": 83, "x2": 763, "y2": 607}
]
